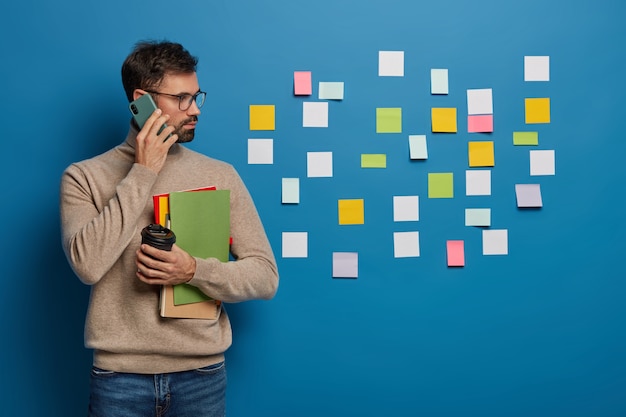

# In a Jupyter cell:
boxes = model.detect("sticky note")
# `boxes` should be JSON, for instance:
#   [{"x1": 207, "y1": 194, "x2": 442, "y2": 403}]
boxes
[
  {"x1": 468, "y1": 141, "x2": 495, "y2": 167},
  {"x1": 530, "y1": 150, "x2": 555, "y2": 176},
  {"x1": 247, "y1": 139, "x2": 273, "y2": 164},
  {"x1": 483, "y1": 229, "x2": 508, "y2": 255},
  {"x1": 513, "y1": 131, "x2": 539, "y2": 146},
  {"x1": 431, "y1": 69, "x2": 449, "y2": 94},
  {"x1": 379, "y1": 51, "x2": 404, "y2": 77},
  {"x1": 431, "y1": 108, "x2": 457, "y2": 133},
  {"x1": 468, "y1": 115, "x2": 494, "y2": 133},
  {"x1": 447, "y1": 240, "x2": 465, "y2": 267},
  {"x1": 515, "y1": 184, "x2": 543, "y2": 208},
  {"x1": 332, "y1": 252, "x2": 358, "y2": 278},
  {"x1": 467, "y1": 88, "x2": 493, "y2": 115},
  {"x1": 249, "y1": 105, "x2": 275, "y2": 131},
  {"x1": 393, "y1": 231, "x2": 420, "y2": 258},
  {"x1": 361, "y1": 154, "x2": 387, "y2": 168},
  {"x1": 524, "y1": 56, "x2": 550, "y2": 82},
  {"x1": 303, "y1": 102, "x2": 328, "y2": 127},
  {"x1": 294, "y1": 71, "x2": 312, "y2": 95},
  {"x1": 307, "y1": 151, "x2": 333, "y2": 177},
  {"x1": 466, "y1": 170, "x2": 491, "y2": 196},
  {"x1": 376, "y1": 108, "x2": 402, "y2": 133},
  {"x1": 465, "y1": 208, "x2": 491, "y2": 227},
  {"x1": 409, "y1": 135, "x2": 428, "y2": 159},
  {"x1": 428, "y1": 173, "x2": 454, "y2": 198},
  {"x1": 282, "y1": 232, "x2": 308, "y2": 258},
  {"x1": 393, "y1": 195, "x2": 419, "y2": 222},
  {"x1": 282, "y1": 178, "x2": 300, "y2": 204},
  {"x1": 319, "y1": 82, "x2": 344, "y2": 100},
  {"x1": 338, "y1": 199, "x2": 364, "y2": 225},
  {"x1": 525, "y1": 98, "x2": 550, "y2": 124}
]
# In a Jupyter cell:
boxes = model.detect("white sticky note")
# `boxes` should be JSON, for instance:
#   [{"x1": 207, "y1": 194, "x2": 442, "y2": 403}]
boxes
[
  {"x1": 409, "y1": 135, "x2": 428, "y2": 159},
  {"x1": 393, "y1": 231, "x2": 420, "y2": 258},
  {"x1": 282, "y1": 232, "x2": 308, "y2": 258},
  {"x1": 393, "y1": 195, "x2": 419, "y2": 222},
  {"x1": 466, "y1": 170, "x2": 491, "y2": 196},
  {"x1": 483, "y1": 229, "x2": 508, "y2": 255},
  {"x1": 379, "y1": 51, "x2": 404, "y2": 77},
  {"x1": 319, "y1": 82, "x2": 344, "y2": 100},
  {"x1": 530, "y1": 150, "x2": 555, "y2": 176},
  {"x1": 431, "y1": 69, "x2": 449, "y2": 94},
  {"x1": 465, "y1": 208, "x2": 491, "y2": 227},
  {"x1": 247, "y1": 139, "x2": 273, "y2": 164},
  {"x1": 524, "y1": 56, "x2": 550, "y2": 81},
  {"x1": 282, "y1": 178, "x2": 300, "y2": 204},
  {"x1": 515, "y1": 184, "x2": 543, "y2": 208},
  {"x1": 332, "y1": 252, "x2": 358, "y2": 278},
  {"x1": 303, "y1": 102, "x2": 329, "y2": 127},
  {"x1": 307, "y1": 151, "x2": 333, "y2": 178},
  {"x1": 467, "y1": 88, "x2": 493, "y2": 115}
]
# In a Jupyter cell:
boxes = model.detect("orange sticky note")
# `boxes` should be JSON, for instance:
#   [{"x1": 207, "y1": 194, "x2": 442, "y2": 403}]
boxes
[
  {"x1": 249, "y1": 105, "x2": 275, "y2": 130},
  {"x1": 468, "y1": 141, "x2": 495, "y2": 167},
  {"x1": 447, "y1": 240, "x2": 465, "y2": 267},
  {"x1": 294, "y1": 71, "x2": 312, "y2": 96},
  {"x1": 338, "y1": 199, "x2": 364, "y2": 225},
  {"x1": 431, "y1": 108, "x2": 457, "y2": 133},
  {"x1": 525, "y1": 98, "x2": 550, "y2": 124}
]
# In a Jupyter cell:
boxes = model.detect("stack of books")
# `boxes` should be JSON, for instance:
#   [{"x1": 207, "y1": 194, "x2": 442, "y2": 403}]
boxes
[{"x1": 153, "y1": 186, "x2": 230, "y2": 320}]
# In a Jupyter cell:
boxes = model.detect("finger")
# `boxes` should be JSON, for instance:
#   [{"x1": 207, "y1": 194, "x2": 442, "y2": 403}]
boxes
[{"x1": 140, "y1": 244, "x2": 172, "y2": 262}]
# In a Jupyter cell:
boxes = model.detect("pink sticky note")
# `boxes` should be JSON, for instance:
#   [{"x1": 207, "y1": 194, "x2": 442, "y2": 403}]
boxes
[
  {"x1": 447, "y1": 240, "x2": 465, "y2": 267},
  {"x1": 294, "y1": 71, "x2": 312, "y2": 96},
  {"x1": 468, "y1": 115, "x2": 494, "y2": 133}
]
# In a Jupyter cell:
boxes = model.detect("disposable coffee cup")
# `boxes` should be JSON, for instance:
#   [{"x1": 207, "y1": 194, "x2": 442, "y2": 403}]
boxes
[{"x1": 141, "y1": 224, "x2": 176, "y2": 251}]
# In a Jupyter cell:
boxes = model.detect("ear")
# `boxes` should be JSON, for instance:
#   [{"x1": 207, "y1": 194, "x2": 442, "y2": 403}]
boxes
[{"x1": 132, "y1": 89, "x2": 147, "y2": 101}]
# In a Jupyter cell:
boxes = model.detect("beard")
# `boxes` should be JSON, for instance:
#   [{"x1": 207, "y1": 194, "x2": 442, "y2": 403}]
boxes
[{"x1": 173, "y1": 116, "x2": 198, "y2": 143}]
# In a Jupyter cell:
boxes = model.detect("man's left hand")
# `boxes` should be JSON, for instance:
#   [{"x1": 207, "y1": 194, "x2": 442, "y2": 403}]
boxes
[{"x1": 136, "y1": 244, "x2": 196, "y2": 286}]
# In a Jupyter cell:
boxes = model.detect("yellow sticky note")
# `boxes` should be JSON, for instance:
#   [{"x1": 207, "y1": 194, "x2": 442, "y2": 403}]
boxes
[
  {"x1": 468, "y1": 141, "x2": 495, "y2": 167},
  {"x1": 361, "y1": 154, "x2": 387, "y2": 168},
  {"x1": 525, "y1": 98, "x2": 550, "y2": 124},
  {"x1": 376, "y1": 108, "x2": 402, "y2": 133},
  {"x1": 338, "y1": 199, "x2": 364, "y2": 225},
  {"x1": 249, "y1": 105, "x2": 275, "y2": 130},
  {"x1": 431, "y1": 108, "x2": 457, "y2": 133},
  {"x1": 428, "y1": 173, "x2": 454, "y2": 198}
]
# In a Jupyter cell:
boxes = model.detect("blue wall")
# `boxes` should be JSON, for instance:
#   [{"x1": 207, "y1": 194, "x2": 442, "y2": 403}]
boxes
[{"x1": 2, "y1": 1, "x2": 626, "y2": 416}]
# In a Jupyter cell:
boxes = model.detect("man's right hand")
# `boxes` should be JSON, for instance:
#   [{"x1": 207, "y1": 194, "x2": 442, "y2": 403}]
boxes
[{"x1": 135, "y1": 108, "x2": 178, "y2": 174}]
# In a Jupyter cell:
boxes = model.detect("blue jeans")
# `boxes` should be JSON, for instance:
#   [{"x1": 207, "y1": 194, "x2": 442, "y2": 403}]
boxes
[{"x1": 88, "y1": 361, "x2": 226, "y2": 417}]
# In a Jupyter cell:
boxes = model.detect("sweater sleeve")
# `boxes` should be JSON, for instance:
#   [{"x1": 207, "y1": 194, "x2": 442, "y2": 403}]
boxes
[
  {"x1": 60, "y1": 161, "x2": 158, "y2": 285},
  {"x1": 187, "y1": 167, "x2": 279, "y2": 303}
]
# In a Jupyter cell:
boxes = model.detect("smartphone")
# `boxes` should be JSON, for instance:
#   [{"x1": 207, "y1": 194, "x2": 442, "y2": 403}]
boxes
[{"x1": 129, "y1": 94, "x2": 168, "y2": 135}]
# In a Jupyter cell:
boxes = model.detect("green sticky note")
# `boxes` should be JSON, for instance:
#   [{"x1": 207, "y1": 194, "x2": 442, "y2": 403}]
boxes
[
  {"x1": 465, "y1": 208, "x2": 491, "y2": 226},
  {"x1": 513, "y1": 131, "x2": 539, "y2": 145},
  {"x1": 376, "y1": 108, "x2": 402, "y2": 133},
  {"x1": 169, "y1": 189, "x2": 230, "y2": 305},
  {"x1": 282, "y1": 178, "x2": 300, "y2": 204},
  {"x1": 428, "y1": 173, "x2": 454, "y2": 198},
  {"x1": 319, "y1": 82, "x2": 344, "y2": 100},
  {"x1": 361, "y1": 154, "x2": 387, "y2": 168}
]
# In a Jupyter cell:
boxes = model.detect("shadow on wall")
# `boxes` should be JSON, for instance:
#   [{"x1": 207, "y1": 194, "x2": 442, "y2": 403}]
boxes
[{"x1": 21, "y1": 218, "x2": 92, "y2": 416}]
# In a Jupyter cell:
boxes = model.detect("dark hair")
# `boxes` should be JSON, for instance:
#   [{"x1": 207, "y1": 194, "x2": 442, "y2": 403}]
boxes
[{"x1": 121, "y1": 40, "x2": 198, "y2": 102}]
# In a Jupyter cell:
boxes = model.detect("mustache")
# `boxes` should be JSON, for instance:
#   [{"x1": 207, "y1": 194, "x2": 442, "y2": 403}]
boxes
[{"x1": 181, "y1": 116, "x2": 198, "y2": 125}]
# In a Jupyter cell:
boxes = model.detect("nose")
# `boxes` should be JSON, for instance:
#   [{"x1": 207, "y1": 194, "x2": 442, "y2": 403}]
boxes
[{"x1": 187, "y1": 99, "x2": 201, "y2": 116}]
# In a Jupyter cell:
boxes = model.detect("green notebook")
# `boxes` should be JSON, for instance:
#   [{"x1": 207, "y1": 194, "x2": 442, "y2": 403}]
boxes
[{"x1": 168, "y1": 189, "x2": 230, "y2": 305}]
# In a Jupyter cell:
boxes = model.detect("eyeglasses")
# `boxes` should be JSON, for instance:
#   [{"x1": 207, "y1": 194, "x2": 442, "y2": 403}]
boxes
[{"x1": 146, "y1": 90, "x2": 206, "y2": 111}]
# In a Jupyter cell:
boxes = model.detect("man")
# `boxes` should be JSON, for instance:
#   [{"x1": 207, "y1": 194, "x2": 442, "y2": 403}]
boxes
[{"x1": 60, "y1": 40, "x2": 279, "y2": 417}]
